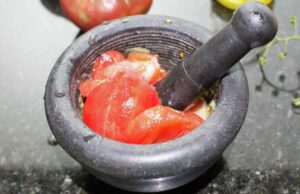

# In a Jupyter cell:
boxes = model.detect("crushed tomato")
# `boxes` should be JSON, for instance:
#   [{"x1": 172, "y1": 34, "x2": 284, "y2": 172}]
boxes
[{"x1": 79, "y1": 49, "x2": 205, "y2": 144}]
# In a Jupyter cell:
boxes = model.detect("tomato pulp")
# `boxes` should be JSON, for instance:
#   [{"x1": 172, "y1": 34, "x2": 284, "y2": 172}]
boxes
[{"x1": 79, "y1": 50, "x2": 205, "y2": 144}]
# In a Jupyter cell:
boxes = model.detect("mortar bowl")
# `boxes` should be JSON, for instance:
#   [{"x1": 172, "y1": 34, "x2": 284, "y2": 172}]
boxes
[{"x1": 44, "y1": 15, "x2": 249, "y2": 192}]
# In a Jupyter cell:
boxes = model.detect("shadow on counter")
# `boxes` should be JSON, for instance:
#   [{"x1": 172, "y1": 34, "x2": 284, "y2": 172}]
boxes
[
  {"x1": 41, "y1": 0, "x2": 63, "y2": 16},
  {"x1": 70, "y1": 157, "x2": 226, "y2": 194},
  {"x1": 40, "y1": 0, "x2": 84, "y2": 40}
]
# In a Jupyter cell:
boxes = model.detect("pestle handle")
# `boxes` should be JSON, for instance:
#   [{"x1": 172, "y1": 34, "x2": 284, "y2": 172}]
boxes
[{"x1": 155, "y1": 2, "x2": 278, "y2": 110}]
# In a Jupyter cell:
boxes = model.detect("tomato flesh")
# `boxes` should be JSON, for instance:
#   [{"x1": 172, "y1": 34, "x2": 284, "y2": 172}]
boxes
[
  {"x1": 92, "y1": 50, "x2": 125, "y2": 79},
  {"x1": 103, "y1": 52, "x2": 166, "y2": 84},
  {"x1": 79, "y1": 49, "x2": 204, "y2": 144},
  {"x1": 124, "y1": 105, "x2": 204, "y2": 144},
  {"x1": 79, "y1": 50, "x2": 165, "y2": 97},
  {"x1": 83, "y1": 71, "x2": 160, "y2": 141},
  {"x1": 79, "y1": 50, "x2": 125, "y2": 97}
]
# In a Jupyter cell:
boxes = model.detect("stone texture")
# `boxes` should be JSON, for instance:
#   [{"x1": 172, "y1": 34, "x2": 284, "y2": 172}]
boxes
[{"x1": 0, "y1": 0, "x2": 300, "y2": 193}]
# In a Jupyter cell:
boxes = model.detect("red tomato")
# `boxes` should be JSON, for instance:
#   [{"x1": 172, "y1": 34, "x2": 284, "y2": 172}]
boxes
[
  {"x1": 124, "y1": 105, "x2": 204, "y2": 144},
  {"x1": 60, "y1": 0, "x2": 153, "y2": 31},
  {"x1": 127, "y1": 52, "x2": 167, "y2": 84},
  {"x1": 79, "y1": 49, "x2": 204, "y2": 144},
  {"x1": 185, "y1": 98, "x2": 204, "y2": 112},
  {"x1": 78, "y1": 79, "x2": 107, "y2": 97},
  {"x1": 79, "y1": 50, "x2": 125, "y2": 97},
  {"x1": 104, "y1": 52, "x2": 166, "y2": 84},
  {"x1": 83, "y1": 71, "x2": 160, "y2": 141},
  {"x1": 149, "y1": 68, "x2": 167, "y2": 85},
  {"x1": 78, "y1": 50, "x2": 164, "y2": 97},
  {"x1": 92, "y1": 50, "x2": 125, "y2": 79},
  {"x1": 126, "y1": 0, "x2": 153, "y2": 15}
]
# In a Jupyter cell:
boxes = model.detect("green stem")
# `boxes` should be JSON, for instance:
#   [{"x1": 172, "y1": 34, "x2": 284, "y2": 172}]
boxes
[
  {"x1": 284, "y1": 39, "x2": 289, "y2": 54},
  {"x1": 259, "y1": 16, "x2": 300, "y2": 63},
  {"x1": 295, "y1": 17, "x2": 298, "y2": 36},
  {"x1": 261, "y1": 40, "x2": 274, "y2": 58},
  {"x1": 286, "y1": 35, "x2": 300, "y2": 41}
]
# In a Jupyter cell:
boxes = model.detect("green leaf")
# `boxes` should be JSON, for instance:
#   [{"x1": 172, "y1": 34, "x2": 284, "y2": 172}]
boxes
[
  {"x1": 289, "y1": 16, "x2": 297, "y2": 25},
  {"x1": 274, "y1": 37, "x2": 280, "y2": 42},
  {"x1": 258, "y1": 56, "x2": 266, "y2": 65},
  {"x1": 292, "y1": 97, "x2": 300, "y2": 107},
  {"x1": 164, "y1": 19, "x2": 172, "y2": 24},
  {"x1": 278, "y1": 52, "x2": 286, "y2": 60}
]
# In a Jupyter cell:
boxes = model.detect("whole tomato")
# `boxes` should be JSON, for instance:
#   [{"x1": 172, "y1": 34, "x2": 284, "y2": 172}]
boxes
[{"x1": 60, "y1": 0, "x2": 153, "y2": 31}]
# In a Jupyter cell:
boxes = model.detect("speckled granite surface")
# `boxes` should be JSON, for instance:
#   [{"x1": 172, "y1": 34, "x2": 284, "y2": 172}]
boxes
[
  {"x1": 0, "y1": 0, "x2": 300, "y2": 193},
  {"x1": 1, "y1": 165, "x2": 300, "y2": 194}
]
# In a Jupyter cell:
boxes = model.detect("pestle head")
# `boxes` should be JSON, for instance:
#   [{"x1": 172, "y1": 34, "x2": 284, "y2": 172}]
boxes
[
  {"x1": 155, "y1": 2, "x2": 278, "y2": 110},
  {"x1": 231, "y1": 2, "x2": 278, "y2": 48}
]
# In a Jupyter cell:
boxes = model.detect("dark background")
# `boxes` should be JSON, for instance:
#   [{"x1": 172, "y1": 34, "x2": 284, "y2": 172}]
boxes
[{"x1": 0, "y1": 0, "x2": 299, "y2": 193}]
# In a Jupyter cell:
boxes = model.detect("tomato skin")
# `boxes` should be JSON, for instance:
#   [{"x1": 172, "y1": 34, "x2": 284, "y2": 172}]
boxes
[
  {"x1": 83, "y1": 71, "x2": 160, "y2": 141},
  {"x1": 126, "y1": 0, "x2": 153, "y2": 15},
  {"x1": 124, "y1": 105, "x2": 204, "y2": 144},
  {"x1": 60, "y1": 0, "x2": 153, "y2": 31}
]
